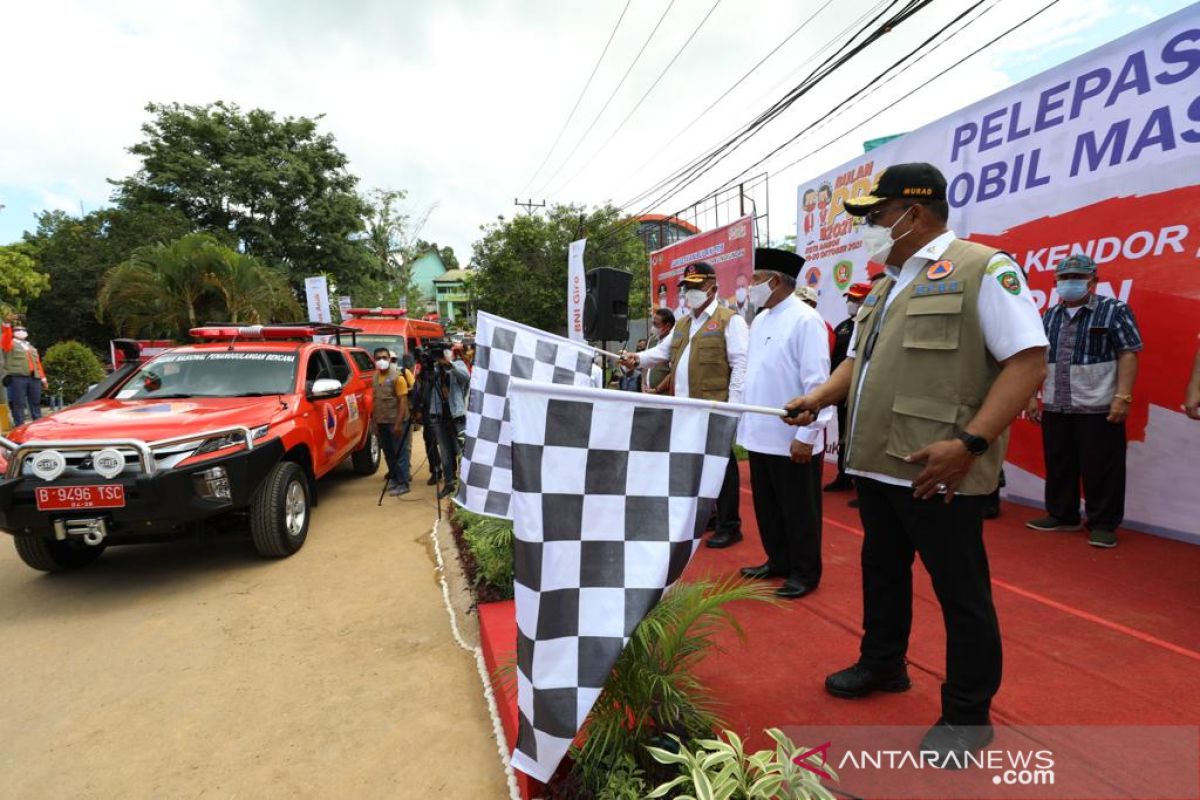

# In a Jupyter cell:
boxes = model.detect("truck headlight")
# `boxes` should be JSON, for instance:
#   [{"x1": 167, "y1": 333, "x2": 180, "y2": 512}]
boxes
[
  {"x1": 193, "y1": 466, "x2": 231, "y2": 501},
  {"x1": 193, "y1": 425, "x2": 268, "y2": 456}
]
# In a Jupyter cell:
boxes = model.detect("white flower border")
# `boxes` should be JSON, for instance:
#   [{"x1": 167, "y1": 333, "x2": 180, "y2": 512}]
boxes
[{"x1": 430, "y1": 514, "x2": 523, "y2": 800}]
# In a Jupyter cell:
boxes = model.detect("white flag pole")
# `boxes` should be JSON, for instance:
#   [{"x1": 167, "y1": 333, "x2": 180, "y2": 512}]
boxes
[{"x1": 510, "y1": 378, "x2": 796, "y2": 419}]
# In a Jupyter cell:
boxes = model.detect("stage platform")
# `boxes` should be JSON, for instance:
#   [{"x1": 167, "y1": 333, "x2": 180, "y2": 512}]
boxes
[{"x1": 478, "y1": 462, "x2": 1200, "y2": 798}]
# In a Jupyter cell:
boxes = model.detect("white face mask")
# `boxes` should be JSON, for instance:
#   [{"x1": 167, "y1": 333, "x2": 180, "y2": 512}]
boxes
[
  {"x1": 443, "y1": 349, "x2": 454, "y2": 362},
  {"x1": 860, "y1": 206, "x2": 914, "y2": 262},
  {"x1": 735, "y1": 287, "x2": 747, "y2": 303},
  {"x1": 13, "y1": 330, "x2": 28, "y2": 341},
  {"x1": 748, "y1": 279, "x2": 774, "y2": 309},
  {"x1": 846, "y1": 301, "x2": 862, "y2": 317},
  {"x1": 684, "y1": 289, "x2": 709, "y2": 310},
  {"x1": 375, "y1": 358, "x2": 391, "y2": 371}
]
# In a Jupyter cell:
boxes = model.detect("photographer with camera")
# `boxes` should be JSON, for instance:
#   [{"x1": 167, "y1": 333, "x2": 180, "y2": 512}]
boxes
[{"x1": 412, "y1": 341, "x2": 470, "y2": 499}]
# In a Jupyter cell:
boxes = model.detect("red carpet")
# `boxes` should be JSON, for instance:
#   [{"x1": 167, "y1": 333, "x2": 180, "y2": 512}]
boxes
[{"x1": 479, "y1": 462, "x2": 1200, "y2": 797}]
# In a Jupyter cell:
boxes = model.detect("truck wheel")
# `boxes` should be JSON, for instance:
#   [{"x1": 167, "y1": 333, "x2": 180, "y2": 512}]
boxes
[
  {"x1": 351, "y1": 429, "x2": 381, "y2": 476},
  {"x1": 250, "y1": 461, "x2": 310, "y2": 557},
  {"x1": 14, "y1": 535, "x2": 105, "y2": 572}
]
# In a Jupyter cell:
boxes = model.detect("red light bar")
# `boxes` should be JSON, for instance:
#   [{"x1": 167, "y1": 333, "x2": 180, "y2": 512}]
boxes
[
  {"x1": 189, "y1": 324, "x2": 352, "y2": 341},
  {"x1": 344, "y1": 307, "x2": 409, "y2": 318}
]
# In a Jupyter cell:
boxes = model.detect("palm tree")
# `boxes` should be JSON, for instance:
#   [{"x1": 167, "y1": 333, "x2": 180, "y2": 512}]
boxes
[
  {"x1": 99, "y1": 234, "x2": 215, "y2": 337},
  {"x1": 99, "y1": 233, "x2": 301, "y2": 337},
  {"x1": 204, "y1": 249, "x2": 301, "y2": 324}
]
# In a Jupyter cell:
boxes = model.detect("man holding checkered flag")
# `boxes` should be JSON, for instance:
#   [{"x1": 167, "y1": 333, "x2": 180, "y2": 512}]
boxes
[
  {"x1": 504, "y1": 378, "x2": 741, "y2": 782},
  {"x1": 620, "y1": 262, "x2": 750, "y2": 549}
]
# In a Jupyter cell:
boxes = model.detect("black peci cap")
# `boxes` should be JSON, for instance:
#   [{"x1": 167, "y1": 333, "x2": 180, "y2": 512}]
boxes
[
  {"x1": 843, "y1": 162, "x2": 947, "y2": 216},
  {"x1": 753, "y1": 248, "x2": 805, "y2": 279}
]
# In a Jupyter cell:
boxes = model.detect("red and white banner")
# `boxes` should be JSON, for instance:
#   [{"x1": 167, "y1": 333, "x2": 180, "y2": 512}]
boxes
[
  {"x1": 649, "y1": 215, "x2": 755, "y2": 320},
  {"x1": 796, "y1": 6, "x2": 1200, "y2": 542}
]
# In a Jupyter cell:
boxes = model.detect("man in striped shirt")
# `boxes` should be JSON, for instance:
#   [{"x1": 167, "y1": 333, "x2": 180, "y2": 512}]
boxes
[{"x1": 1025, "y1": 255, "x2": 1142, "y2": 548}]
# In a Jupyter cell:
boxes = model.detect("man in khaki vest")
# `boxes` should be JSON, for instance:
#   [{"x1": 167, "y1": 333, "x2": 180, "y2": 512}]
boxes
[
  {"x1": 622, "y1": 262, "x2": 749, "y2": 547},
  {"x1": 372, "y1": 347, "x2": 414, "y2": 496},
  {"x1": 2, "y1": 321, "x2": 48, "y2": 426},
  {"x1": 784, "y1": 163, "x2": 1048, "y2": 764}
]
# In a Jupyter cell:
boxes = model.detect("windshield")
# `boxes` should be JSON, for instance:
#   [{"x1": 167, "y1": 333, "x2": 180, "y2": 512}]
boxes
[
  {"x1": 116, "y1": 351, "x2": 299, "y2": 399},
  {"x1": 355, "y1": 334, "x2": 406, "y2": 358}
]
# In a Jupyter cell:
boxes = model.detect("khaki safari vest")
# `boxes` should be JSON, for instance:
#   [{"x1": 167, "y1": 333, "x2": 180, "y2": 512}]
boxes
[
  {"x1": 845, "y1": 238, "x2": 1008, "y2": 496},
  {"x1": 668, "y1": 304, "x2": 735, "y2": 402},
  {"x1": 373, "y1": 368, "x2": 411, "y2": 424},
  {"x1": 4, "y1": 340, "x2": 42, "y2": 378}
]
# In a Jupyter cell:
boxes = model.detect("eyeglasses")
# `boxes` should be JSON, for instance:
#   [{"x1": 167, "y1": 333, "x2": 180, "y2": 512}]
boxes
[{"x1": 863, "y1": 202, "x2": 917, "y2": 227}]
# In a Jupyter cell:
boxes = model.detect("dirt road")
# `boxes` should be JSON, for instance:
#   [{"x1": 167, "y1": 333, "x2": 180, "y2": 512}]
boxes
[{"x1": 0, "y1": 464, "x2": 508, "y2": 799}]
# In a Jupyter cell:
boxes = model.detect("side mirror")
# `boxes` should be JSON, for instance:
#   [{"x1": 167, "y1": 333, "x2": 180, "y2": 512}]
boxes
[{"x1": 309, "y1": 378, "x2": 343, "y2": 399}]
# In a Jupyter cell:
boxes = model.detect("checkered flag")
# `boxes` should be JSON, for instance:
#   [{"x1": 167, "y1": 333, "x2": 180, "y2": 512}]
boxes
[
  {"x1": 505, "y1": 378, "x2": 740, "y2": 783},
  {"x1": 455, "y1": 311, "x2": 596, "y2": 519}
]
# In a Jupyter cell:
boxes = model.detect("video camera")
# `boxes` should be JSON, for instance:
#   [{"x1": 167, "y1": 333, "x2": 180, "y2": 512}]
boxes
[{"x1": 415, "y1": 339, "x2": 454, "y2": 371}]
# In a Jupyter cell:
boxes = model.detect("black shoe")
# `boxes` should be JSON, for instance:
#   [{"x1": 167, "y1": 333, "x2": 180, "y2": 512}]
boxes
[
  {"x1": 705, "y1": 531, "x2": 743, "y2": 549},
  {"x1": 437, "y1": 482, "x2": 457, "y2": 499},
  {"x1": 775, "y1": 579, "x2": 815, "y2": 599},
  {"x1": 823, "y1": 476, "x2": 854, "y2": 492},
  {"x1": 740, "y1": 563, "x2": 787, "y2": 580},
  {"x1": 825, "y1": 663, "x2": 911, "y2": 698},
  {"x1": 426, "y1": 474, "x2": 441, "y2": 486},
  {"x1": 982, "y1": 504, "x2": 1000, "y2": 520},
  {"x1": 918, "y1": 718, "x2": 995, "y2": 769}
]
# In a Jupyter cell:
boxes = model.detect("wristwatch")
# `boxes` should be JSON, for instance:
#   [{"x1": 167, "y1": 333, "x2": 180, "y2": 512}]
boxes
[
  {"x1": 1113, "y1": 393, "x2": 1132, "y2": 403},
  {"x1": 957, "y1": 431, "x2": 989, "y2": 456}
]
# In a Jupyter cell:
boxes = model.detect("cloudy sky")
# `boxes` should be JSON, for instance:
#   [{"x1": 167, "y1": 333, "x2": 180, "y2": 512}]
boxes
[{"x1": 0, "y1": 0, "x2": 1192, "y2": 262}]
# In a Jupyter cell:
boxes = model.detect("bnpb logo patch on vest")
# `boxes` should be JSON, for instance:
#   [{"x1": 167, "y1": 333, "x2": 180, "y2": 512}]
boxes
[{"x1": 926, "y1": 260, "x2": 955, "y2": 280}]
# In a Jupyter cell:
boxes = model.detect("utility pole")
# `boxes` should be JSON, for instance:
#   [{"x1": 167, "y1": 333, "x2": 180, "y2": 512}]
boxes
[{"x1": 514, "y1": 197, "x2": 546, "y2": 215}]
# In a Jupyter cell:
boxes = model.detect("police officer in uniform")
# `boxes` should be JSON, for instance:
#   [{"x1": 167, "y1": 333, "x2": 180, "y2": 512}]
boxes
[
  {"x1": 785, "y1": 163, "x2": 1048, "y2": 764},
  {"x1": 623, "y1": 262, "x2": 749, "y2": 547}
]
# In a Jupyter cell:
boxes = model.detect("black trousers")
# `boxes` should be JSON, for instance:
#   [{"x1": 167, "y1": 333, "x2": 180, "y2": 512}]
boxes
[
  {"x1": 748, "y1": 452, "x2": 823, "y2": 585},
  {"x1": 714, "y1": 449, "x2": 742, "y2": 536},
  {"x1": 423, "y1": 420, "x2": 442, "y2": 478},
  {"x1": 1041, "y1": 411, "x2": 1126, "y2": 530},
  {"x1": 856, "y1": 478, "x2": 1001, "y2": 725},
  {"x1": 833, "y1": 403, "x2": 848, "y2": 480}
]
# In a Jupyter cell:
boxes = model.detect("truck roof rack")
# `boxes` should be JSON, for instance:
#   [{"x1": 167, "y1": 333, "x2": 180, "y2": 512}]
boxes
[{"x1": 190, "y1": 322, "x2": 360, "y2": 347}]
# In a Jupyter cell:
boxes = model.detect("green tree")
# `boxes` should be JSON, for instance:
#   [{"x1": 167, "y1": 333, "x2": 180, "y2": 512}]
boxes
[
  {"x1": 112, "y1": 101, "x2": 374, "y2": 286},
  {"x1": 469, "y1": 204, "x2": 646, "y2": 334},
  {"x1": 21, "y1": 206, "x2": 193, "y2": 351},
  {"x1": 349, "y1": 188, "x2": 413, "y2": 309},
  {"x1": 43, "y1": 341, "x2": 107, "y2": 403},
  {"x1": 0, "y1": 243, "x2": 51, "y2": 317},
  {"x1": 98, "y1": 233, "x2": 300, "y2": 337}
]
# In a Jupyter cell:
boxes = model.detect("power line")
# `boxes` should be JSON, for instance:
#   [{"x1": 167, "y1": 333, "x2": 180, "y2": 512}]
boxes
[
  {"x1": 616, "y1": 0, "x2": 911, "y2": 214},
  {"x1": 714, "y1": 0, "x2": 995, "y2": 193},
  {"x1": 615, "y1": 0, "x2": 840, "y2": 192},
  {"x1": 606, "y1": 0, "x2": 1057, "y2": 251},
  {"x1": 533, "y1": 0, "x2": 677, "y2": 197},
  {"x1": 549, "y1": 0, "x2": 724, "y2": 197},
  {"x1": 618, "y1": 0, "x2": 925, "y2": 222},
  {"x1": 768, "y1": 0, "x2": 1063, "y2": 181},
  {"x1": 516, "y1": 0, "x2": 632, "y2": 198}
]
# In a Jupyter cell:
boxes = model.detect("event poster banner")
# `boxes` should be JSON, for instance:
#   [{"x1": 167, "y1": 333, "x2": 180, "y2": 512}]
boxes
[
  {"x1": 796, "y1": 6, "x2": 1200, "y2": 542},
  {"x1": 649, "y1": 215, "x2": 755, "y2": 320},
  {"x1": 304, "y1": 275, "x2": 332, "y2": 324},
  {"x1": 567, "y1": 238, "x2": 586, "y2": 341}
]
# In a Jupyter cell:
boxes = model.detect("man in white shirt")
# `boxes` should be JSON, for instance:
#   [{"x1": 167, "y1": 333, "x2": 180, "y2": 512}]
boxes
[
  {"x1": 738, "y1": 248, "x2": 833, "y2": 598},
  {"x1": 621, "y1": 262, "x2": 749, "y2": 547}
]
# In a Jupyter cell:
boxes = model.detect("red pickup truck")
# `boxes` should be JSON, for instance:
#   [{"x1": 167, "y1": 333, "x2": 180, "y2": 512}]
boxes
[{"x1": 0, "y1": 324, "x2": 380, "y2": 572}]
